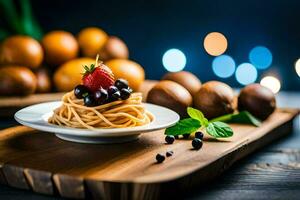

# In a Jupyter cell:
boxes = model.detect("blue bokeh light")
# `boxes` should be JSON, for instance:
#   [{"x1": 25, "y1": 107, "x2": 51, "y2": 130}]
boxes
[
  {"x1": 249, "y1": 46, "x2": 272, "y2": 69},
  {"x1": 212, "y1": 55, "x2": 236, "y2": 78},
  {"x1": 235, "y1": 63, "x2": 258, "y2": 85},
  {"x1": 162, "y1": 49, "x2": 186, "y2": 72}
]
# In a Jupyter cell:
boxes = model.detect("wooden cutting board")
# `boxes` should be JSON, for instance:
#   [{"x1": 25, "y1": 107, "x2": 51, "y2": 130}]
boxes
[{"x1": 0, "y1": 109, "x2": 298, "y2": 199}]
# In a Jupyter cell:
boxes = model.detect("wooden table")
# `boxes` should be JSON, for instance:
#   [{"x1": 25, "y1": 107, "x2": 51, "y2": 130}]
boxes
[{"x1": 0, "y1": 91, "x2": 299, "y2": 200}]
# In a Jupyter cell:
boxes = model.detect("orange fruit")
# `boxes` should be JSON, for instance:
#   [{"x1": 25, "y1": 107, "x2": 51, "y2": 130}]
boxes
[
  {"x1": 53, "y1": 58, "x2": 94, "y2": 92},
  {"x1": 0, "y1": 35, "x2": 43, "y2": 69},
  {"x1": 77, "y1": 27, "x2": 108, "y2": 57},
  {"x1": 105, "y1": 59, "x2": 144, "y2": 91},
  {"x1": 42, "y1": 31, "x2": 79, "y2": 67}
]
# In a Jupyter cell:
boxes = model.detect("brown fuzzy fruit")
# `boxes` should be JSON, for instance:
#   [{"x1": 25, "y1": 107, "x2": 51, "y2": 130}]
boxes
[
  {"x1": 0, "y1": 35, "x2": 43, "y2": 69},
  {"x1": 162, "y1": 71, "x2": 201, "y2": 96},
  {"x1": 238, "y1": 84, "x2": 276, "y2": 120},
  {"x1": 0, "y1": 65, "x2": 37, "y2": 96},
  {"x1": 193, "y1": 81, "x2": 235, "y2": 119},
  {"x1": 147, "y1": 80, "x2": 193, "y2": 118},
  {"x1": 98, "y1": 36, "x2": 129, "y2": 61},
  {"x1": 35, "y1": 68, "x2": 52, "y2": 93}
]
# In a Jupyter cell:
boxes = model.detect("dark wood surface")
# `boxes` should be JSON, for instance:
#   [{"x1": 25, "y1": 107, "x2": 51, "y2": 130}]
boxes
[{"x1": 0, "y1": 92, "x2": 299, "y2": 200}]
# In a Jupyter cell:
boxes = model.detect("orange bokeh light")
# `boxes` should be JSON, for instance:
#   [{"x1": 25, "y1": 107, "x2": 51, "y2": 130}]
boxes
[{"x1": 203, "y1": 32, "x2": 228, "y2": 56}]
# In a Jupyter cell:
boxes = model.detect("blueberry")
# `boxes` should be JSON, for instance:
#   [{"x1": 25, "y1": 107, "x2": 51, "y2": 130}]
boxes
[
  {"x1": 111, "y1": 91, "x2": 121, "y2": 100},
  {"x1": 192, "y1": 138, "x2": 203, "y2": 150},
  {"x1": 74, "y1": 85, "x2": 89, "y2": 99},
  {"x1": 115, "y1": 79, "x2": 129, "y2": 90},
  {"x1": 84, "y1": 95, "x2": 96, "y2": 107},
  {"x1": 120, "y1": 88, "x2": 131, "y2": 100},
  {"x1": 165, "y1": 135, "x2": 175, "y2": 144},
  {"x1": 166, "y1": 151, "x2": 174, "y2": 157},
  {"x1": 108, "y1": 86, "x2": 119, "y2": 95},
  {"x1": 156, "y1": 154, "x2": 165, "y2": 163},
  {"x1": 195, "y1": 131, "x2": 204, "y2": 140},
  {"x1": 94, "y1": 88, "x2": 108, "y2": 104}
]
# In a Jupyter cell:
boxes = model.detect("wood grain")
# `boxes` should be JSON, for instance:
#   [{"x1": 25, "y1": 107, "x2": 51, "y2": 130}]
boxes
[{"x1": 0, "y1": 109, "x2": 298, "y2": 199}]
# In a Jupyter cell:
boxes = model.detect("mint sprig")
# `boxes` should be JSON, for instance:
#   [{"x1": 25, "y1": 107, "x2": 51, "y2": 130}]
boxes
[
  {"x1": 187, "y1": 107, "x2": 208, "y2": 127},
  {"x1": 206, "y1": 122, "x2": 233, "y2": 138},
  {"x1": 165, "y1": 107, "x2": 233, "y2": 138},
  {"x1": 209, "y1": 111, "x2": 261, "y2": 127},
  {"x1": 165, "y1": 118, "x2": 201, "y2": 136}
]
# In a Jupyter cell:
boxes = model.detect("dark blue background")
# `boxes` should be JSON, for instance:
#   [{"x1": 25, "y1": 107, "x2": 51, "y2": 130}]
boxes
[{"x1": 32, "y1": 0, "x2": 300, "y2": 90}]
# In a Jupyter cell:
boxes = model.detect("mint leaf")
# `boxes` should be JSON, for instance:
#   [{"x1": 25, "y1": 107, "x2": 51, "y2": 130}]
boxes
[
  {"x1": 187, "y1": 107, "x2": 208, "y2": 127},
  {"x1": 165, "y1": 118, "x2": 201, "y2": 136},
  {"x1": 206, "y1": 122, "x2": 233, "y2": 138},
  {"x1": 230, "y1": 111, "x2": 261, "y2": 127},
  {"x1": 209, "y1": 111, "x2": 261, "y2": 127}
]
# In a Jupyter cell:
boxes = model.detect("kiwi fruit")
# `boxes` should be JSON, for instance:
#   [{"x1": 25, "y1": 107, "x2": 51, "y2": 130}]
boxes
[
  {"x1": 0, "y1": 65, "x2": 37, "y2": 96},
  {"x1": 35, "y1": 68, "x2": 52, "y2": 93},
  {"x1": 193, "y1": 81, "x2": 235, "y2": 119},
  {"x1": 238, "y1": 84, "x2": 276, "y2": 120},
  {"x1": 98, "y1": 36, "x2": 129, "y2": 61},
  {"x1": 162, "y1": 71, "x2": 201, "y2": 96},
  {"x1": 147, "y1": 80, "x2": 193, "y2": 118}
]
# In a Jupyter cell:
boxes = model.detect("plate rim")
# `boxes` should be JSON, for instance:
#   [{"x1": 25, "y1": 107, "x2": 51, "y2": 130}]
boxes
[{"x1": 14, "y1": 101, "x2": 180, "y2": 138}]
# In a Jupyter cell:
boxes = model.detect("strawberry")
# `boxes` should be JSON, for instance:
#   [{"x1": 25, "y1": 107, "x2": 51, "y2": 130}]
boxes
[{"x1": 82, "y1": 63, "x2": 114, "y2": 92}]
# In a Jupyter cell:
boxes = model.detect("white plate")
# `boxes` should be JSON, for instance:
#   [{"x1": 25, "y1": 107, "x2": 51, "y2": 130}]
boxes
[{"x1": 14, "y1": 101, "x2": 179, "y2": 144}]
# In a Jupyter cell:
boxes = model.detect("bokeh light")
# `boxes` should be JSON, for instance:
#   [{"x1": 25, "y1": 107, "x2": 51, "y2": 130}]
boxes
[
  {"x1": 295, "y1": 58, "x2": 300, "y2": 77},
  {"x1": 212, "y1": 55, "x2": 235, "y2": 78},
  {"x1": 260, "y1": 76, "x2": 281, "y2": 94},
  {"x1": 249, "y1": 46, "x2": 273, "y2": 69},
  {"x1": 235, "y1": 63, "x2": 258, "y2": 85},
  {"x1": 162, "y1": 48, "x2": 186, "y2": 72},
  {"x1": 204, "y1": 32, "x2": 228, "y2": 56}
]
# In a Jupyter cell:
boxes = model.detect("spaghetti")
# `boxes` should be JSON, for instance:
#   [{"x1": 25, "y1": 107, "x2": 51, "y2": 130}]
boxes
[{"x1": 48, "y1": 92, "x2": 154, "y2": 129}]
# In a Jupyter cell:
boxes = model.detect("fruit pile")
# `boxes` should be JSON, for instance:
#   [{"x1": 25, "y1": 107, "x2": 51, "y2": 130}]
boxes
[
  {"x1": 0, "y1": 27, "x2": 145, "y2": 96},
  {"x1": 73, "y1": 62, "x2": 132, "y2": 107},
  {"x1": 147, "y1": 71, "x2": 276, "y2": 121}
]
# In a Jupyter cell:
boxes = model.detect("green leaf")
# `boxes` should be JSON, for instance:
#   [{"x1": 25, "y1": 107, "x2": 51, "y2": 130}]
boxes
[
  {"x1": 0, "y1": 0, "x2": 23, "y2": 33},
  {"x1": 19, "y1": 0, "x2": 43, "y2": 39},
  {"x1": 230, "y1": 111, "x2": 261, "y2": 127},
  {"x1": 165, "y1": 118, "x2": 201, "y2": 136},
  {"x1": 206, "y1": 122, "x2": 233, "y2": 138},
  {"x1": 210, "y1": 111, "x2": 261, "y2": 127},
  {"x1": 187, "y1": 107, "x2": 208, "y2": 127}
]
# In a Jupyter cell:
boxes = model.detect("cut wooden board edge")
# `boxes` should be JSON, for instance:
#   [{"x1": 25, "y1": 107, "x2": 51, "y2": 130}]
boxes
[
  {"x1": 24, "y1": 168, "x2": 53, "y2": 195},
  {"x1": 2, "y1": 164, "x2": 30, "y2": 190},
  {"x1": 0, "y1": 110, "x2": 298, "y2": 199},
  {"x1": 84, "y1": 181, "x2": 161, "y2": 200}
]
